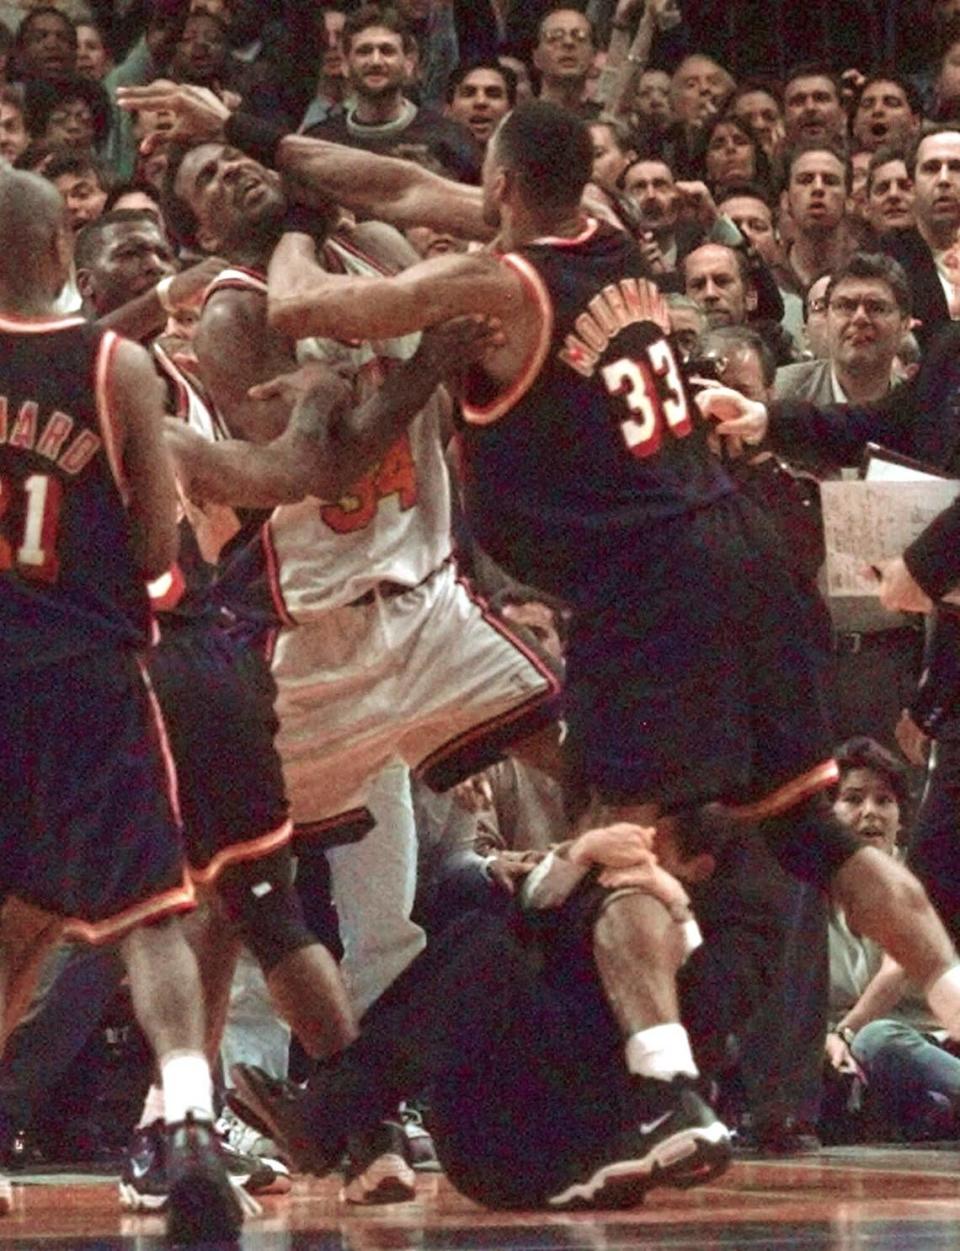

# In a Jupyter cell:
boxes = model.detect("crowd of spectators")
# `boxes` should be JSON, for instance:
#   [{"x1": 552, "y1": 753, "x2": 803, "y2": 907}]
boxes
[{"x1": 3, "y1": 0, "x2": 960, "y2": 1181}]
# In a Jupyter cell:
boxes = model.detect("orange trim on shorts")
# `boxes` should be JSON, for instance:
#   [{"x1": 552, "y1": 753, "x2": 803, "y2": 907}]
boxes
[
  {"x1": 724, "y1": 758, "x2": 840, "y2": 822},
  {"x1": 189, "y1": 818, "x2": 294, "y2": 886},
  {"x1": 138, "y1": 658, "x2": 183, "y2": 829},
  {"x1": 60, "y1": 869, "x2": 196, "y2": 946}
]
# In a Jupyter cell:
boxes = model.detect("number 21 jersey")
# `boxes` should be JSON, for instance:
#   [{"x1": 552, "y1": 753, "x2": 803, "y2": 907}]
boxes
[
  {"x1": 0, "y1": 314, "x2": 151, "y2": 671},
  {"x1": 459, "y1": 219, "x2": 734, "y2": 604}
]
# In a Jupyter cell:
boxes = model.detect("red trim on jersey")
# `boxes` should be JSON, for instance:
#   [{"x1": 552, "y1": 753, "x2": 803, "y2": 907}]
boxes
[
  {"x1": 138, "y1": 657, "x2": 184, "y2": 829},
  {"x1": 153, "y1": 342, "x2": 191, "y2": 419},
  {"x1": 723, "y1": 758, "x2": 840, "y2": 821},
  {"x1": 326, "y1": 233, "x2": 395, "y2": 277},
  {"x1": 0, "y1": 312, "x2": 86, "y2": 334},
  {"x1": 190, "y1": 818, "x2": 295, "y2": 886},
  {"x1": 530, "y1": 216, "x2": 599, "y2": 249},
  {"x1": 94, "y1": 331, "x2": 131, "y2": 504},
  {"x1": 261, "y1": 522, "x2": 297, "y2": 627},
  {"x1": 61, "y1": 869, "x2": 196, "y2": 945},
  {"x1": 202, "y1": 267, "x2": 268, "y2": 312},
  {"x1": 460, "y1": 253, "x2": 554, "y2": 426},
  {"x1": 413, "y1": 575, "x2": 561, "y2": 780}
]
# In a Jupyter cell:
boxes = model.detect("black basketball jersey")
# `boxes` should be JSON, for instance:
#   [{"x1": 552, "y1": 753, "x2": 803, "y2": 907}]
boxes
[
  {"x1": 0, "y1": 313, "x2": 152, "y2": 671},
  {"x1": 459, "y1": 220, "x2": 734, "y2": 602}
]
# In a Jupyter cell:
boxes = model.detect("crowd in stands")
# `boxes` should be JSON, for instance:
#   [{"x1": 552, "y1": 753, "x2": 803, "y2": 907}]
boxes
[{"x1": 4, "y1": 0, "x2": 960, "y2": 1194}]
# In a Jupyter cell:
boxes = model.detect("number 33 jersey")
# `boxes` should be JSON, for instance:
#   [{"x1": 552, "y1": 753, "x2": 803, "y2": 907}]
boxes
[
  {"x1": 0, "y1": 314, "x2": 152, "y2": 672},
  {"x1": 459, "y1": 219, "x2": 734, "y2": 605}
]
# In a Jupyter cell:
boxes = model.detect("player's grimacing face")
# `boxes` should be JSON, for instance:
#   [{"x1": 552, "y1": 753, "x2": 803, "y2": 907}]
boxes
[{"x1": 176, "y1": 142, "x2": 286, "y2": 250}]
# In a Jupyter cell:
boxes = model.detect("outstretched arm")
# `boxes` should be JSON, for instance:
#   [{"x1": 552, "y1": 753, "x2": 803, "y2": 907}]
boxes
[
  {"x1": 115, "y1": 81, "x2": 490, "y2": 239},
  {"x1": 277, "y1": 136, "x2": 489, "y2": 239},
  {"x1": 267, "y1": 231, "x2": 524, "y2": 342}
]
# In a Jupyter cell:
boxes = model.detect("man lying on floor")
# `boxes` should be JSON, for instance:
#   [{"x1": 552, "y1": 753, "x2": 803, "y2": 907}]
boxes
[{"x1": 230, "y1": 814, "x2": 781, "y2": 1210}]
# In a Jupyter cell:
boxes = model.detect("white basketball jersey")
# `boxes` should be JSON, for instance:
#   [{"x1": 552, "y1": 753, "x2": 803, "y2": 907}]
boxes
[{"x1": 202, "y1": 243, "x2": 452, "y2": 622}]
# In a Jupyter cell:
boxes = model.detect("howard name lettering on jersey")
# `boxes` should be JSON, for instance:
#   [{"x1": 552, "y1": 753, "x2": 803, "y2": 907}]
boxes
[
  {"x1": 459, "y1": 220, "x2": 734, "y2": 603},
  {"x1": 0, "y1": 319, "x2": 152, "y2": 671},
  {"x1": 0, "y1": 396, "x2": 103, "y2": 475}
]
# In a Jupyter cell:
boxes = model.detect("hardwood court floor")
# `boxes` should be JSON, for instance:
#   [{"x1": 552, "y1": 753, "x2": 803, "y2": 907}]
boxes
[{"x1": 4, "y1": 1145, "x2": 960, "y2": 1249}]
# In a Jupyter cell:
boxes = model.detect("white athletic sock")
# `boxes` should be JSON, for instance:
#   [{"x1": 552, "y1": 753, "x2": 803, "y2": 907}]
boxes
[
  {"x1": 137, "y1": 1082, "x2": 166, "y2": 1129},
  {"x1": 161, "y1": 1051, "x2": 214, "y2": 1125},
  {"x1": 625, "y1": 1023, "x2": 698, "y2": 1081},
  {"x1": 928, "y1": 964, "x2": 960, "y2": 1038}
]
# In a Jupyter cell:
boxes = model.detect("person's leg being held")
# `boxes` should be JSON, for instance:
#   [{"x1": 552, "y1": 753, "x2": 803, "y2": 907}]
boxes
[{"x1": 593, "y1": 889, "x2": 697, "y2": 1082}]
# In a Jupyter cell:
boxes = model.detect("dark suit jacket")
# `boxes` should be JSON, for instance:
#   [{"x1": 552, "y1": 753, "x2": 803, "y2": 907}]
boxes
[
  {"x1": 769, "y1": 322, "x2": 960, "y2": 596},
  {"x1": 879, "y1": 228, "x2": 951, "y2": 349}
]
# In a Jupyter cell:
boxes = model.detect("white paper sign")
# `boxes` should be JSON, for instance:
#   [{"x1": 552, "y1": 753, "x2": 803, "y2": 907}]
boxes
[{"x1": 821, "y1": 479, "x2": 960, "y2": 598}]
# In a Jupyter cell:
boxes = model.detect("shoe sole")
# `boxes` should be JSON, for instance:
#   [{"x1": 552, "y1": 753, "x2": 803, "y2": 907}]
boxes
[
  {"x1": 166, "y1": 1170, "x2": 243, "y2": 1243},
  {"x1": 118, "y1": 1181, "x2": 168, "y2": 1213},
  {"x1": 230, "y1": 1074, "x2": 334, "y2": 1176},
  {"x1": 340, "y1": 1156, "x2": 417, "y2": 1206},
  {"x1": 547, "y1": 1123, "x2": 731, "y2": 1211}
]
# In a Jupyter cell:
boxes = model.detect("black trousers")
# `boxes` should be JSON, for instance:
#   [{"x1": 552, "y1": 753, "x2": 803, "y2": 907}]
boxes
[{"x1": 306, "y1": 899, "x2": 637, "y2": 1208}]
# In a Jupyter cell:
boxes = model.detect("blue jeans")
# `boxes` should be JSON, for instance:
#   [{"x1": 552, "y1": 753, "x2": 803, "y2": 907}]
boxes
[{"x1": 853, "y1": 1018, "x2": 960, "y2": 1134}]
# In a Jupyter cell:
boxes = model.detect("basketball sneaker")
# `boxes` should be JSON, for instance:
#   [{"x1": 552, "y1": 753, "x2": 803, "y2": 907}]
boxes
[
  {"x1": 119, "y1": 1118, "x2": 285, "y2": 1212},
  {"x1": 165, "y1": 1113, "x2": 246, "y2": 1243},
  {"x1": 546, "y1": 1082, "x2": 731, "y2": 1210},
  {"x1": 341, "y1": 1122, "x2": 417, "y2": 1205}
]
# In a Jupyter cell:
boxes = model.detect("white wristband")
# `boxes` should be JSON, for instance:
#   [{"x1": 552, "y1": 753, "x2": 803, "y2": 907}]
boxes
[{"x1": 155, "y1": 275, "x2": 177, "y2": 315}]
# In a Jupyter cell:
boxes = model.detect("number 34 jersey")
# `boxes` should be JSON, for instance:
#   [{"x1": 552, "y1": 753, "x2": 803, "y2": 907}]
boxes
[
  {"x1": 0, "y1": 314, "x2": 151, "y2": 672},
  {"x1": 209, "y1": 249, "x2": 451, "y2": 627},
  {"x1": 459, "y1": 219, "x2": 734, "y2": 605}
]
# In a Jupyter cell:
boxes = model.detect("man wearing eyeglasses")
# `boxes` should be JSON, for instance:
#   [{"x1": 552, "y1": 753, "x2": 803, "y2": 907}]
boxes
[
  {"x1": 775, "y1": 253, "x2": 912, "y2": 414},
  {"x1": 533, "y1": 5, "x2": 600, "y2": 119}
]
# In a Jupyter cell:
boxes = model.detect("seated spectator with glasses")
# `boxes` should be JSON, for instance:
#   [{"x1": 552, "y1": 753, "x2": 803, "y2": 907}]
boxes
[{"x1": 775, "y1": 253, "x2": 913, "y2": 417}]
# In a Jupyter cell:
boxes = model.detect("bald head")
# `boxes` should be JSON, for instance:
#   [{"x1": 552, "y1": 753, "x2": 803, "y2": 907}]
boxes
[{"x1": 0, "y1": 169, "x2": 69, "y2": 303}]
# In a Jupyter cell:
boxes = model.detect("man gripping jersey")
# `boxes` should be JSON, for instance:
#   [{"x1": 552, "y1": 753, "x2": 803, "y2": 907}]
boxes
[
  {"x1": 157, "y1": 139, "x2": 561, "y2": 1037},
  {"x1": 126, "y1": 93, "x2": 960, "y2": 1192}
]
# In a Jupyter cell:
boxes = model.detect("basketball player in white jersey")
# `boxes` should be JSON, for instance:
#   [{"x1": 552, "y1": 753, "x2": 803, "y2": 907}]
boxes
[{"x1": 154, "y1": 140, "x2": 560, "y2": 1200}]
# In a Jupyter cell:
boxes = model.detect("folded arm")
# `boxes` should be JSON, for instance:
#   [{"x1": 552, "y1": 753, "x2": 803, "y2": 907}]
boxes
[{"x1": 267, "y1": 232, "x2": 523, "y2": 342}]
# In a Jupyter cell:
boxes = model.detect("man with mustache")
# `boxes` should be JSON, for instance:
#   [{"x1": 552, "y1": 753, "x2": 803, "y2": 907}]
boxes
[{"x1": 303, "y1": 5, "x2": 479, "y2": 184}]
